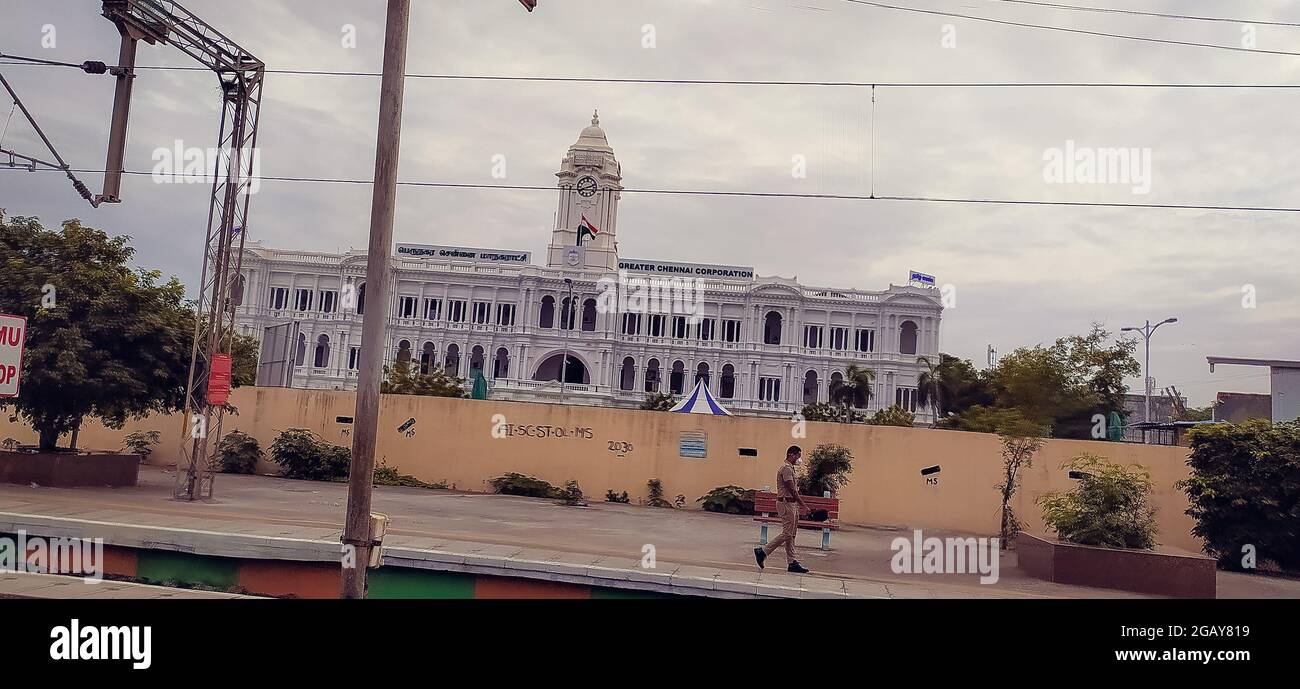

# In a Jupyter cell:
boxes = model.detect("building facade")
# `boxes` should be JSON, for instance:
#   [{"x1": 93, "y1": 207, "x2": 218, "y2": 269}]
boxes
[{"x1": 233, "y1": 113, "x2": 944, "y2": 421}]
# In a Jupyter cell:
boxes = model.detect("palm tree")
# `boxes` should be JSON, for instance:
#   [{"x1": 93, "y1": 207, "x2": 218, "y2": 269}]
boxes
[
  {"x1": 829, "y1": 365, "x2": 875, "y2": 409},
  {"x1": 916, "y1": 355, "x2": 942, "y2": 426}
]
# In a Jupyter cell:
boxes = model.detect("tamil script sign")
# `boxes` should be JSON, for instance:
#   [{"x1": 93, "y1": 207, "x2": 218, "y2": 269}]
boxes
[
  {"x1": 908, "y1": 270, "x2": 937, "y2": 288},
  {"x1": 619, "y1": 258, "x2": 755, "y2": 281},
  {"x1": 0, "y1": 314, "x2": 27, "y2": 398},
  {"x1": 396, "y1": 244, "x2": 531, "y2": 264}
]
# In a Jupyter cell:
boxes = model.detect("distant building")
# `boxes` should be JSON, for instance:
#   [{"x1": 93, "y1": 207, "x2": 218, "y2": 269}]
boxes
[
  {"x1": 1212, "y1": 391, "x2": 1272, "y2": 423},
  {"x1": 233, "y1": 113, "x2": 944, "y2": 420},
  {"x1": 1121, "y1": 392, "x2": 1185, "y2": 424},
  {"x1": 1206, "y1": 357, "x2": 1300, "y2": 423}
]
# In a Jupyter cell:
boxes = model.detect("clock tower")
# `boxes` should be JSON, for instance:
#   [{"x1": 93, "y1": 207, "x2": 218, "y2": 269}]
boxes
[{"x1": 548, "y1": 110, "x2": 622, "y2": 271}]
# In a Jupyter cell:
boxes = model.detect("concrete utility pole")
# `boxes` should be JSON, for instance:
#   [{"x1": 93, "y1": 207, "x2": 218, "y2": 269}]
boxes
[
  {"x1": 341, "y1": 0, "x2": 411, "y2": 600},
  {"x1": 341, "y1": 0, "x2": 540, "y2": 599},
  {"x1": 1121, "y1": 317, "x2": 1178, "y2": 425}
]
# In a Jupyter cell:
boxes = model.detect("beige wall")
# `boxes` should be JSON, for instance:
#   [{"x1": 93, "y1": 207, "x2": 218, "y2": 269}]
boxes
[{"x1": 1, "y1": 386, "x2": 1200, "y2": 552}]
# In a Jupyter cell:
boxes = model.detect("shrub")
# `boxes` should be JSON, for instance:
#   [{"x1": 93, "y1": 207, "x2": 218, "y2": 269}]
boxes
[
  {"x1": 698, "y1": 485, "x2": 756, "y2": 514},
  {"x1": 797, "y1": 443, "x2": 854, "y2": 497},
  {"x1": 867, "y1": 405, "x2": 915, "y2": 427},
  {"x1": 123, "y1": 430, "x2": 161, "y2": 457},
  {"x1": 800, "y1": 402, "x2": 864, "y2": 424},
  {"x1": 640, "y1": 393, "x2": 677, "y2": 411},
  {"x1": 269, "y1": 428, "x2": 350, "y2": 481},
  {"x1": 374, "y1": 461, "x2": 447, "y2": 489},
  {"x1": 215, "y1": 430, "x2": 262, "y2": 474},
  {"x1": 489, "y1": 472, "x2": 561, "y2": 499},
  {"x1": 604, "y1": 490, "x2": 630, "y2": 503},
  {"x1": 556, "y1": 480, "x2": 586, "y2": 506},
  {"x1": 1038, "y1": 454, "x2": 1157, "y2": 550},
  {"x1": 644, "y1": 478, "x2": 674, "y2": 508},
  {"x1": 1179, "y1": 420, "x2": 1300, "y2": 571}
]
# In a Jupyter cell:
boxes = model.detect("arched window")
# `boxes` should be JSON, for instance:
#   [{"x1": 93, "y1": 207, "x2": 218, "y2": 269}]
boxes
[
  {"x1": 720, "y1": 364, "x2": 736, "y2": 399},
  {"x1": 900, "y1": 320, "x2": 919, "y2": 355},
  {"x1": 314, "y1": 335, "x2": 331, "y2": 368},
  {"x1": 763, "y1": 311, "x2": 783, "y2": 345},
  {"x1": 644, "y1": 358, "x2": 661, "y2": 393},
  {"x1": 539, "y1": 295, "x2": 555, "y2": 329},
  {"x1": 803, "y1": 370, "x2": 819, "y2": 404},
  {"x1": 294, "y1": 332, "x2": 306, "y2": 366},
  {"x1": 396, "y1": 340, "x2": 412, "y2": 367},
  {"x1": 620, "y1": 357, "x2": 636, "y2": 391},
  {"x1": 470, "y1": 345, "x2": 485, "y2": 375},
  {"x1": 560, "y1": 297, "x2": 576, "y2": 330},
  {"x1": 356, "y1": 283, "x2": 366, "y2": 315},
  {"x1": 829, "y1": 371, "x2": 844, "y2": 401},
  {"x1": 670, "y1": 360, "x2": 686, "y2": 395},
  {"x1": 420, "y1": 342, "x2": 436, "y2": 375},
  {"x1": 444, "y1": 343, "x2": 460, "y2": 376},
  {"x1": 695, "y1": 362, "x2": 710, "y2": 387},
  {"x1": 493, "y1": 347, "x2": 510, "y2": 379},
  {"x1": 581, "y1": 298, "x2": 597, "y2": 331}
]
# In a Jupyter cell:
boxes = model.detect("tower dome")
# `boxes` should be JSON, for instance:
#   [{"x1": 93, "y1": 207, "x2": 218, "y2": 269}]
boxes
[{"x1": 573, "y1": 110, "x2": 611, "y2": 150}]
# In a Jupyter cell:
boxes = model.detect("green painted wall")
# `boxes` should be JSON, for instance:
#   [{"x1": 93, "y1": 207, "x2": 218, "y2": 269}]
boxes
[
  {"x1": 135, "y1": 551, "x2": 239, "y2": 590},
  {"x1": 366, "y1": 567, "x2": 477, "y2": 599}
]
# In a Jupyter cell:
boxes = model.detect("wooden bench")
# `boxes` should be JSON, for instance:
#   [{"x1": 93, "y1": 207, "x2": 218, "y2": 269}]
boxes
[{"x1": 753, "y1": 491, "x2": 840, "y2": 551}]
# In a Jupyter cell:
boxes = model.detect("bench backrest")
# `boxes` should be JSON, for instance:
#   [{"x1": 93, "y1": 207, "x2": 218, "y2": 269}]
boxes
[{"x1": 753, "y1": 491, "x2": 839, "y2": 521}]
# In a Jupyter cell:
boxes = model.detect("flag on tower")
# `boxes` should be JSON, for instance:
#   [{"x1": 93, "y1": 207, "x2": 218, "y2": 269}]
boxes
[{"x1": 577, "y1": 215, "x2": 600, "y2": 245}]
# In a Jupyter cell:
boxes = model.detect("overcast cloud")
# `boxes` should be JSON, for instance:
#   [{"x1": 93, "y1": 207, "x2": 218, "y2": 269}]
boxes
[{"x1": 2, "y1": 0, "x2": 1298, "y2": 405}]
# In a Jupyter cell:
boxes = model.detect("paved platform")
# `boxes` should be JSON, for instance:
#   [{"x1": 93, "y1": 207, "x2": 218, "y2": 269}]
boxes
[
  {"x1": 0, "y1": 570, "x2": 257, "y2": 599},
  {"x1": 2, "y1": 467, "x2": 1295, "y2": 598}
]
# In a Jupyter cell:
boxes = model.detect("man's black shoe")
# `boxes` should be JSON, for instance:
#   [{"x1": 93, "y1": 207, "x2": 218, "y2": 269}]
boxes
[
  {"x1": 754, "y1": 547, "x2": 767, "y2": 569},
  {"x1": 787, "y1": 561, "x2": 810, "y2": 574}
]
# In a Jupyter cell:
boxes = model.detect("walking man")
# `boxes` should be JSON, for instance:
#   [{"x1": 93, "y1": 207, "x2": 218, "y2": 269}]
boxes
[{"x1": 754, "y1": 444, "x2": 811, "y2": 574}]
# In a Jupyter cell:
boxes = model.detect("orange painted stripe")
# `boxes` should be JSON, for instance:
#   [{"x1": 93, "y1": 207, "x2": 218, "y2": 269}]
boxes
[{"x1": 237, "y1": 560, "x2": 341, "y2": 599}]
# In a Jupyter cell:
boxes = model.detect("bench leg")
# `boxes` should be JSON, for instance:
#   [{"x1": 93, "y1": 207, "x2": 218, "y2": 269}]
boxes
[
  {"x1": 759, "y1": 523, "x2": 769, "y2": 545},
  {"x1": 821, "y1": 528, "x2": 831, "y2": 551}
]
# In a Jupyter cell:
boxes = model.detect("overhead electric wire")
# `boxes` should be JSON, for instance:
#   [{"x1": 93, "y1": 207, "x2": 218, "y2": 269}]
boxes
[
  {"x1": 992, "y1": 0, "x2": 1300, "y2": 27},
  {"x1": 838, "y1": 0, "x2": 1300, "y2": 57},
  {"x1": 8, "y1": 167, "x2": 1300, "y2": 214},
  {"x1": 6, "y1": 56, "x2": 1300, "y2": 89}
]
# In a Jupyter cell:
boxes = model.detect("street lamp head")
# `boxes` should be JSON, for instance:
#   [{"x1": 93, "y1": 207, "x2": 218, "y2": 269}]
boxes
[
  {"x1": 563, "y1": 278, "x2": 572, "y2": 285},
  {"x1": 519, "y1": 0, "x2": 538, "y2": 11},
  {"x1": 1120, "y1": 327, "x2": 1137, "y2": 332},
  {"x1": 1163, "y1": 317, "x2": 1179, "y2": 325}
]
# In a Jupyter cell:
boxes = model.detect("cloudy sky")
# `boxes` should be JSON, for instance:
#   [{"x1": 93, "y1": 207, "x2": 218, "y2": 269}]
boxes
[{"x1": 2, "y1": 0, "x2": 1298, "y2": 405}]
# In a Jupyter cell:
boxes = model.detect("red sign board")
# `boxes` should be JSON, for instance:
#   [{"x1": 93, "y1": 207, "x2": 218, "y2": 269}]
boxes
[
  {"x1": 0, "y1": 314, "x2": 26, "y2": 398},
  {"x1": 207, "y1": 353, "x2": 233, "y2": 406}
]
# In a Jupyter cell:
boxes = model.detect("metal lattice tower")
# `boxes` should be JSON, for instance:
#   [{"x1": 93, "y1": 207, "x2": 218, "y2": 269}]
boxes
[{"x1": 99, "y1": 0, "x2": 264, "y2": 500}]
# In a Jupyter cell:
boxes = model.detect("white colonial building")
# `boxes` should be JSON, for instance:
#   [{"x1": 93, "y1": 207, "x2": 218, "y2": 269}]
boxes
[{"x1": 234, "y1": 113, "x2": 944, "y2": 420}]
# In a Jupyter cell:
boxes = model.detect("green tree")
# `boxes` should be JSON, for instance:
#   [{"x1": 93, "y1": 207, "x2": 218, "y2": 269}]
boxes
[
  {"x1": 230, "y1": 333, "x2": 260, "y2": 387},
  {"x1": 0, "y1": 214, "x2": 194, "y2": 451},
  {"x1": 829, "y1": 365, "x2": 875, "y2": 408},
  {"x1": 380, "y1": 360, "x2": 467, "y2": 398}
]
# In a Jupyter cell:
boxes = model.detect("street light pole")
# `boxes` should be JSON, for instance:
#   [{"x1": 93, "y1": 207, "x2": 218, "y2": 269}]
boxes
[
  {"x1": 1121, "y1": 317, "x2": 1178, "y2": 425},
  {"x1": 342, "y1": 0, "x2": 411, "y2": 600},
  {"x1": 560, "y1": 278, "x2": 574, "y2": 403}
]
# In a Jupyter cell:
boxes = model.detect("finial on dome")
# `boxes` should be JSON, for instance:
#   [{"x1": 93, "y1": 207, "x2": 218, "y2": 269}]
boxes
[{"x1": 592, "y1": 109, "x2": 600, "y2": 126}]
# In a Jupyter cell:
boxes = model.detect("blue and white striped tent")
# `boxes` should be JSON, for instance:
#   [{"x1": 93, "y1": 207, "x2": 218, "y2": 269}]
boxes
[{"x1": 669, "y1": 379, "x2": 734, "y2": 416}]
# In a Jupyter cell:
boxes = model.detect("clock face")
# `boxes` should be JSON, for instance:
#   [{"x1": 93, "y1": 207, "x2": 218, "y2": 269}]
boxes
[{"x1": 576, "y1": 176, "x2": 598, "y2": 198}]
